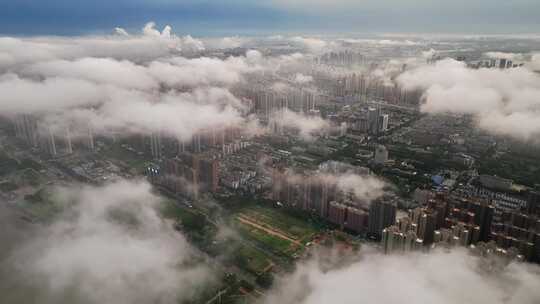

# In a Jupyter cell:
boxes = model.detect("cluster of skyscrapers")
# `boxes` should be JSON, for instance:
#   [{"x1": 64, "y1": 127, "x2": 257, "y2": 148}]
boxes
[
  {"x1": 271, "y1": 163, "x2": 397, "y2": 235},
  {"x1": 13, "y1": 114, "x2": 95, "y2": 157},
  {"x1": 382, "y1": 191, "x2": 540, "y2": 262}
]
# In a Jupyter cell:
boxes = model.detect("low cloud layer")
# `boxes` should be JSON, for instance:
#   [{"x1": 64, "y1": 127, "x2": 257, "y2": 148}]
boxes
[
  {"x1": 273, "y1": 163, "x2": 387, "y2": 205},
  {"x1": 270, "y1": 110, "x2": 331, "y2": 141},
  {"x1": 0, "y1": 22, "x2": 204, "y2": 69},
  {"x1": 0, "y1": 179, "x2": 209, "y2": 304},
  {"x1": 397, "y1": 59, "x2": 540, "y2": 141},
  {"x1": 265, "y1": 248, "x2": 540, "y2": 304},
  {"x1": 333, "y1": 173, "x2": 387, "y2": 203},
  {"x1": 0, "y1": 24, "x2": 277, "y2": 141}
]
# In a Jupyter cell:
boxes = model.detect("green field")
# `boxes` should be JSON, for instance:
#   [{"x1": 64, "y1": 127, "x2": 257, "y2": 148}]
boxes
[
  {"x1": 235, "y1": 244, "x2": 272, "y2": 275},
  {"x1": 235, "y1": 220, "x2": 293, "y2": 254},
  {"x1": 236, "y1": 205, "x2": 318, "y2": 243},
  {"x1": 19, "y1": 189, "x2": 64, "y2": 222},
  {"x1": 232, "y1": 204, "x2": 320, "y2": 259},
  {"x1": 99, "y1": 144, "x2": 150, "y2": 172}
]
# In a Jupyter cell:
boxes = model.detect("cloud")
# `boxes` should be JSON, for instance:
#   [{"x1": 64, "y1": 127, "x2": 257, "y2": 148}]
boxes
[
  {"x1": 265, "y1": 248, "x2": 540, "y2": 304},
  {"x1": 0, "y1": 26, "x2": 272, "y2": 142},
  {"x1": 39, "y1": 87, "x2": 247, "y2": 141},
  {"x1": 0, "y1": 22, "x2": 203, "y2": 69},
  {"x1": 339, "y1": 38, "x2": 420, "y2": 46},
  {"x1": 293, "y1": 73, "x2": 313, "y2": 84},
  {"x1": 273, "y1": 162, "x2": 387, "y2": 205},
  {"x1": 289, "y1": 37, "x2": 329, "y2": 53},
  {"x1": 397, "y1": 58, "x2": 540, "y2": 141},
  {"x1": 114, "y1": 27, "x2": 130, "y2": 37},
  {"x1": 148, "y1": 53, "x2": 262, "y2": 88},
  {"x1": 0, "y1": 73, "x2": 108, "y2": 114},
  {"x1": 23, "y1": 57, "x2": 159, "y2": 90},
  {"x1": 0, "y1": 179, "x2": 210, "y2": 304},
  {"x1": 484, "y1": 52, "x2": 527, "y2": 61},
  {"x1": 334, "y1": 173, "x2": 387, "y2": 203},
  {"x1": 202, "y1": 36, "x2": 250, "y2": 49},
  {"x1": 270, "y1": 110, "x2": 331, "y2": 141},
  {"x1": 529, "y1": 53, "x2": 540, "y2": 71}
]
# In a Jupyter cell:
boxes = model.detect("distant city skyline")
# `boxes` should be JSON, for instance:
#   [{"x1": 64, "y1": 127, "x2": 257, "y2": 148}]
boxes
[{"x1": 1, "y1": 0, "x2": 540, "y2": 36}]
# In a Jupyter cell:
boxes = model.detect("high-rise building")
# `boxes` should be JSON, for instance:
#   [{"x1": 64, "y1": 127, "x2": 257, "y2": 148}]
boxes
[
  {"x1": 382, "y1": 225, "x2": 421, "y2": 254},
  {"x1": 491, "y1": 208, "x2": 540, "y2": 262},
  {"x1": 86, "y1": 127, "x2": 95, "y2": 151},
  {"x1": 527, "y1": 191, "x2": 540, "y2": 216},
  {"x1": 445, "y1": 198, "x2": 493, "y2": 243},
  {"x1": 473, "y1": 200, "x2": 495, "y2": 242},
  {"x1": 327, "y1": 201, "x2": 347, "y2": 226},
  {"x1": 417, "y1": 212, "x2": 437, "y2": 245},
  {"x1": 368, "y1": 200, "x2": 397, "y2": 240},
  {"x1": 14, "y1": 114, "x2": 38, "y2": 147},
  {"x1": 344, "y1": 207, "x2": 368, "y2": 233},
  {"x1": 378, "y1": 114, "x2": 389, "y2": 133},
  {"x1": 309, "y1": 179, "x2": 335, "y2": 218},
  {"x1": 367, "y1": 107, "x2": 380, "y2": 134},
  {"x1": 65, "y1": 129, "x2": 73, "y2": 154},
  {"x1": 374, "y1": 145, "x2": 389, "y2": 165},
  {"x1": 199, "y1": 158, "x2": 220, "y2": 193},
  {"x1": 42, "y1": 128, "x2": 57, "y2": 157},
  {"x1": 499, "y1": 58, "x2": 508, "y2": 69},
  {"x1": 150, "y1": 132, "x2": 162, "y2": 160}
]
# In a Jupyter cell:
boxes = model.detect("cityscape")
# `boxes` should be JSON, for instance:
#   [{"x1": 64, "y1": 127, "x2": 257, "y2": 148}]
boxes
[{"x1": 1, "y1": 1, "x2": 540, "y2": 304}]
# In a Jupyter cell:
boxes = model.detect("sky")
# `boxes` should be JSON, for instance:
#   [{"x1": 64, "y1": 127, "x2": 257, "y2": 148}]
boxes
[{"x1": 1, "y1": 0, "x2": 540, "y2": 36}]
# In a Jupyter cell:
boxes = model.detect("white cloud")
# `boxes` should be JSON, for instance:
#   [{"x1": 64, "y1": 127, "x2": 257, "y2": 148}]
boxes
[
  {"x1": 293, "y1": 73, "x2": 314, "y2": 84},
  {"x1": 114, "y1": 27, "x2": 130, "y2": 37},
  {"x1": 397, "y1": 58, "x2": 540, "y2": 141},
  {"x1": 203, "y1": 36, "x2": 249, "y2": 49},
  {"x1": 289, "y1": 37, "x2": 329, "y2": 53},
  {"x1": 0, "y1": 27, "x2": 271, "y2": 142},
  {"x1": 271, "y1": 110, "x2": 331, "y2": 141},
  {"x1": 23, "y1": 57, "x2": 159, "y2": 90},
  {"x1": 339, "y1": 38, "x2": 420, "y2": 46},
  {"x1": 0, "y1": 22, "x2": 204, "y2": 69},
  {"x1": 0, "y1": 74, "x2": 108, "y2": 114},
  {"x1": 265, "y1": 248, "x2": 540, "y2": 304},
  {"x1": 334, "y1": 173, "x2": 387, "y2": 203},
  {"x1": 484, "y1": 52, "x2": 527, "y2": 61},
  {"x1": 148, "y1": 53, "x2": 261, "y2": 88},
  {"x1": 529, "y1": 53, "x2": 540, "y2": 71},
  {"x1": 40, "y1": 87, "x2": 246, "y2": 141},
  {"x1": 273, "y1": 162, "x2": 387, "y2": 204},
  {"x1": 1, "y1": 179, "x2": 210, "y2": 304}
]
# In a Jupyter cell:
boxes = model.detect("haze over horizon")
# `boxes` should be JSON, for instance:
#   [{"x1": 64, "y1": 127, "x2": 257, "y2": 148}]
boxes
[{"x1": 2, "y1": 0, "x2": 540, "y2": 36}]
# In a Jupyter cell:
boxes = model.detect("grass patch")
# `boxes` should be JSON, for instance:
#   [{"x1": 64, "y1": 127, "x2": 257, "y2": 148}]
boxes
[
  {"x1": 237, "y1": 205, "x2": 318, "y2": 243},
  {"x1": 235, "y1": 245, "x2": 272, "y2": 275},
  {"x1": 99, "y1": 144, "x2": 149, "y2": 172},
  {"x1": 235, "y1": 220, "x2": 294, "y2": 255}
]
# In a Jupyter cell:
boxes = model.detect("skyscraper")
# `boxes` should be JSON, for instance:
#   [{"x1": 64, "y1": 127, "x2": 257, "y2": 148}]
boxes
[
  {"x1": 150, "y1": 132, "x2": 162, "y2": 160},
  {"x1": 378, "y1": 114, "x2": 389, "y2": 133},
  {"x1": 367, "y1": 107, "x2": 380, "y2": 135},
  {"x1": 199, "y1": 158, "x2": 220, "y2": 193},
  {"x1": 368, "y1": 200, "x2": 397, "y2": 240},
  {"x1": 374, "y1": 145, "x2": 389, "y2": 165},
  {"x1": 14, "y1": 114, "x2": 38, "y2": 147},
  {"x1": 527, "y1": 191, "x2": 540, "y2": 216},
  {"x1": 417, "y1": 212, "x2": 437, "y2": 245},
  {"x1": 43, "y1": 128, "x2": 57, "y2": 157}
]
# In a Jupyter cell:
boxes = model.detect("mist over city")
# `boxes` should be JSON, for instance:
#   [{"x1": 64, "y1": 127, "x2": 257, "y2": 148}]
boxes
[{"x1": 1, "y1": 1, "x2": 540, "y2": 304}]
